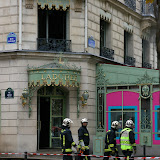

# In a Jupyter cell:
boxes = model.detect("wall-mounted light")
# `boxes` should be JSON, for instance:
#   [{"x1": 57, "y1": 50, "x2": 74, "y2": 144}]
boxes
[
  {"x1": 81, "y1": 90, "x2": 89, "y2": 107},
  {"x1": 20, "y1": 88, "x2": 29, "y2": 107}
]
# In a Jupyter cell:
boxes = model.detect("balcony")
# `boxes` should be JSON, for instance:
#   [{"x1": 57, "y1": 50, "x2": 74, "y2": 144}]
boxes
[
  {"x1": 100, "y1": 47, "x2": 114, "y2": 60},
  {"x1": 142, "y1": 62, "x2": 152, "y2": 69},
  {"x1": 124, "y1": 0, "x2": 136, "y2": 11},
  {"x1": 37, "y1": 38, "x2": 71, "y2": 52},
  {"x1": 141, "y1": 0, "x2": 154, "y2": 17},
  {"x1": 124, "y1": 56, "x2": 135, "y2": 66}
]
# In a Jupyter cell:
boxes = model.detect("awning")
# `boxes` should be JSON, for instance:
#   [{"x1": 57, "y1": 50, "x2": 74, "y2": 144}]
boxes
[
  {"x1": 37, "y1": 0, "x2": 70, "y2": 10},
  {"x1": 27, "y1": 56, "x2": 81, "y2": 117},
  {"x1": 100, "y1": 9, "x2": 111, "y2": 22},
  {"x1": 28, "y1": 59, "x2": 81, "y2": 88}
]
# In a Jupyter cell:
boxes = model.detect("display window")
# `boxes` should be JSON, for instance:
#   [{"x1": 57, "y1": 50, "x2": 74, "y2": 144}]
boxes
[{"x1": 106, "y1": 91, "x2": 140, "y2": 144}]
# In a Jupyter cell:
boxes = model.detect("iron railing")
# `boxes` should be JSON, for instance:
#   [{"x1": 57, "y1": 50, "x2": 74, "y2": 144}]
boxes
[
  {"x1": 124, "y1": 0, "x2": 136, "y2": 11},
  {"x1": 100, "y1": 47, "x2": 114, "y2": 60},
  {"x1": 124, "y1": 56, "x2": 136, "y2": 66},
  {"x1": 37, "y1": 38, "x2": 71, "y2": 52},
  {"x1": 141, "y1": 0, "x2": 154, "y2": 17},
  {"x1": 143, "y1": 62, "x2": 152, "y2": 69}
]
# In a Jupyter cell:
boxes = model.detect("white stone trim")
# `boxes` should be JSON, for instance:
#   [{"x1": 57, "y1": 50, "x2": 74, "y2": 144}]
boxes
[
  {"x1": 124, "y1": 22, "x2": 133, "y2": 33},
  {"x1": 100, "y1": 9, "x2": 111, "y2": 23}
]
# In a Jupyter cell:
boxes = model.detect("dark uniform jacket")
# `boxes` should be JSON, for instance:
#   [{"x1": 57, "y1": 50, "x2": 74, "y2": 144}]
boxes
[
  {"x1": 78, "y1": 126, "x2": 90, "y2": 146},
  {"x1": 105, "y1": 128, "x2": 117, "y2": 151},
  {"x1": 60, "y1": 126, "x2": 76, "y2": 153}
]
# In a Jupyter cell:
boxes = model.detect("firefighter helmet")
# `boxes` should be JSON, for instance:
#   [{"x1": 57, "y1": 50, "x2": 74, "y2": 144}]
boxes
[
  {"x1": 81, "y1": 118, "x2": 88, "y2": 123},
  {"x1": 111, "y1": 121, "x2": 120, "y2": 129},
  {"x1": 62, "y1": 118, "x2": 73, "y2": 127},
  {"x1": 125, "y1": 120, "x2": 134, "y2": 128}
]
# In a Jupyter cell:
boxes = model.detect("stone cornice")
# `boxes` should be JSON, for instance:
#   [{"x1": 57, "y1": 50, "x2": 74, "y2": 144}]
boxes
[{"x1": 107, "y1": 0, "x2": 156, "y2": 24}]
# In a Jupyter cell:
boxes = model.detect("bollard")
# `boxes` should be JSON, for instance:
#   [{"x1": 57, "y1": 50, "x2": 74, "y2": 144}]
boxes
[
  {"x1": 143, "y1": 145, "x2": 146, "y2": 160},
  {"x1": 24, "y1": 152, "x2": 28, "y2": 160}
]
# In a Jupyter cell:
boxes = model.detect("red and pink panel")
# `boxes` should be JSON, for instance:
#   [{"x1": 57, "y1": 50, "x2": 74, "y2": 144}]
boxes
[
  {"x1": 106, "y1": 91, "x2": 140, "y2": 144},
  {"x1": 152, "y1": 91, "x2": 160, "y2": 145}
]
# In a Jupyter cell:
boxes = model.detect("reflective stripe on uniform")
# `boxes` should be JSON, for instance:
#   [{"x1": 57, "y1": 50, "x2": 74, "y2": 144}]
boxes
[
  {"x1": 62, "y1": 148, "x2": 72, "y2": 152},
  {"x1": 63, "y1": 135, "x2": 65, "y2": 146}
]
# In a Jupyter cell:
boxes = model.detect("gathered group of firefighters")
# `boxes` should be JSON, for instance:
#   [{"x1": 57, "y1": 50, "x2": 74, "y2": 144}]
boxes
[{"x1": 60, "y1": 118, "x2": 136, "y2": 160}]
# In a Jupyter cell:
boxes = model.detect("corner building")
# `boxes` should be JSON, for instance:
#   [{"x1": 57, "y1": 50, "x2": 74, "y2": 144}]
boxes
[{"x1": 0, "y1": 0, "x2": 159, "y2": 157}]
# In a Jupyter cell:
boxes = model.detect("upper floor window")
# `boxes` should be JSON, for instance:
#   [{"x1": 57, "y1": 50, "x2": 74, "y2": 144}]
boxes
[
  {"x1": 124, "y1": 31, "x2": 135, "y2": 66},
  {"x1": 100, "y1": 19, "x2": 114, "y2": 60},
  {"x1": 124, "y1": 0, "x2": 136, "y2": 11},
  {"x1": 37, "y1": 6, "x2": 71, "y2": 52},
  {"x1": 142, "y1": 39, "x2": 151, "y2": 68}
]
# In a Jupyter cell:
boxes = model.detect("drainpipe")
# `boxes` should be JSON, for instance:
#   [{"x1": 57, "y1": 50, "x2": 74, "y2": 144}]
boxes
[
  {"x1": 19, "y1": 0, "x2": 22, "y2": 50},
  {"x1": 85, "y1": 0, "x2": 88, "y2": 52}
]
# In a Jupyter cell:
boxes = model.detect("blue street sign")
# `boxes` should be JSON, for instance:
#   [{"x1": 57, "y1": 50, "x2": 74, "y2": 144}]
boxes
[
  {"x1": 7, "y1": 32, "x2": 17, "y2": 44},
  {"x1": 88, "y1": 36, "x2": 95, "y2": 48}
]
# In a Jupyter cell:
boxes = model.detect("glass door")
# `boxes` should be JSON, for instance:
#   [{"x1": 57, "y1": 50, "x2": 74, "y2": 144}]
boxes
[{"x1": 50, "y1": 98, "x2": 64, "y2": 148}]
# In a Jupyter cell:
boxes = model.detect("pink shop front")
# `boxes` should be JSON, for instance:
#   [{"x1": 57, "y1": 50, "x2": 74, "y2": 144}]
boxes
[{"x1": 93, "y1": 64, "x2": 160, "y2": 156}]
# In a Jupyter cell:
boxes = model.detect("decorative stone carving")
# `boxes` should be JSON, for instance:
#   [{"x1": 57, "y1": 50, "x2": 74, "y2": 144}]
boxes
[
  {"x1": 74, "y1": 0, "x2": 82, "y2": 12},
  {"x1": 25, "y1": 0, "x2": 34, "y2": 9},
  {"x1": 124, "y1": 13, "x2": 134, "y2": 25}
]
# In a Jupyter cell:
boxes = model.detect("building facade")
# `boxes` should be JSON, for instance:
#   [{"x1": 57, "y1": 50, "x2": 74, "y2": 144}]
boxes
[{"x1": 0, "y1": 0, "x2": 159, "y2": 157}]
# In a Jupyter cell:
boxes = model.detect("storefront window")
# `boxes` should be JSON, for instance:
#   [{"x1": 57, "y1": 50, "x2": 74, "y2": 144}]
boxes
[{"x1": 106, "y1": 91, "x2": 139, "y2": 143}]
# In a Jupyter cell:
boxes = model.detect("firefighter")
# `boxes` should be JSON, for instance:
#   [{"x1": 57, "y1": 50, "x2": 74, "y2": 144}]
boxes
[
  {"x1": 61, "y1": 118, "x2": 77, "y2": 160},
  {"x1": 120, "y1": 120, "x2": 136, "y2": 160},
  {"x1": 78, "y1": 118, "x2": 90, "y2": 160},
  {"x1": 103, "y1": 121, "x2": 120, "y2": 160}
]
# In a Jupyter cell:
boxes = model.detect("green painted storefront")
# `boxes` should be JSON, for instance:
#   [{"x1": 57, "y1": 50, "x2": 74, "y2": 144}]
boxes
[{"x1": 94, "y1": 63, "x2": 160, "y2": 156}]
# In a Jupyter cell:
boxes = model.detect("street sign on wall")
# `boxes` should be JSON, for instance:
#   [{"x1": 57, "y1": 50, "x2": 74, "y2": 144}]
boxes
[
  {"x1": 7, "y1": 32, "x2": 17, "y2": 44},
  {"x1": 5, "y1": 88, "x2": 14, "y2": 99}
]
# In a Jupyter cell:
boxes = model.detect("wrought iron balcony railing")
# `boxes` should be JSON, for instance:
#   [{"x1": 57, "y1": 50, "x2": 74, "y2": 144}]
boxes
[
  {"x1": 124, "y1": 0, "x2": 136, "y2": 11},
  {"x1": 124, "y1": 56, "x2": 135, "y2": 66},
  {"x1": 142, "y1": 62, "x2": 152, "y2": 69},
  {"x1": 141, "y1": 0, "x2": 154, "y2": 17},
  {"x1": 100, "y1": 47, "x2": 114, "y2": 60},
  {"x1": 37, "y1": 38, "x2": 71, "y2": 52}
]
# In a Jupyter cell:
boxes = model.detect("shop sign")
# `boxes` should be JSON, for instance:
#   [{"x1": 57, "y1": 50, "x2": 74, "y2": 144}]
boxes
[
  {"x1": 88, "y1": 36, "x2": 95, "y2": 48},
  {"x1": 7, "y1": 32, "x2": 17, "y2": 44},
  {"x1": 5, "y1": 88, "x2": 14, "y2": 99}
]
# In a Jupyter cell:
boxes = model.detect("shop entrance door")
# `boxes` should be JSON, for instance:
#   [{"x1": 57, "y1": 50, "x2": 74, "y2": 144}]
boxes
[{"x1": 37, "y1": 86, "x2": 65, "y2": 149}]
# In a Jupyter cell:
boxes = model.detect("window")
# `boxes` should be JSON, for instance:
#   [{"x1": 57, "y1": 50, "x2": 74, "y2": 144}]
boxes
[
  {"x1": 100, "y1": 19, "x2": 114, "y2": 60},
  {"x1": 124, "y1": 0, "x2": 136, "y2": 11},
  {"x1": 124, "y1": 31, "x2": 135, "y2": 66},
  {"x1": 142, "y1": 39, "x2": 151, "y2": 68},
  {"x1": 38, "y1": 6, "x2": 71, "y2": 52}
]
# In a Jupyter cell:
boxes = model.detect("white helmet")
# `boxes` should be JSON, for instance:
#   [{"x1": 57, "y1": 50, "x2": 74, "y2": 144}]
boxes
[
  {"x1": 125, "y1": 120, "x2": 134, "y2": 128},
  {"x1": 111, "y1": 121, "x2": 120, "y2": 129},
  {"x1": 81, "y1": 118, "x2": 88, "y2": 123},
  {"x1": 62, "y1": 118, "x2": 73, "y2": 127}
]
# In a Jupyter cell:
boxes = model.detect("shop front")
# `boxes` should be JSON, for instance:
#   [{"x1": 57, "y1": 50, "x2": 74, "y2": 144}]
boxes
[
  {"x1": 25, "y1": 57, "x2": 81, "y2": 150},
  {"x1": 94, "y1": 64, "x2": 160, "y2": 156}
]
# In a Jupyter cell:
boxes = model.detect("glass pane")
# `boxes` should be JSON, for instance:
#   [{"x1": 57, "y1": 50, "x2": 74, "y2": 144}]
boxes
[
  {"x1": 51, "y1": 117, "x2": 62, "y2": 138},
  {"x1": 56, "y1": 88, "x2": 64, "y2": 95},
  {"x1": 52, "y1": 99, "x2": 63, "y2": 116},
  {"x1": 38, "y1": 87, "x2": 44, "y2": 95},
  {"x1": 51, "y1": 138, "x2": 61, "y2": 148},
  {"x1": 111, "y1": 112, "x2": 122, "y2": 132},
  {"x1": 158, "y1": 108, "x2": 160, "y2": 136},
  {"x1": 46, "y1": 86, "x2": 54, "y2": 95},
  {"x1": 123, "y1": 112, "x2": 135, "y2": 131}
]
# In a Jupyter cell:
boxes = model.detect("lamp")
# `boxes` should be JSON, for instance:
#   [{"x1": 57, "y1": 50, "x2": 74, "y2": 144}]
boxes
[
  {"x1": 81, "y1": 90, "x2": 89, "y2": 107},
  {"x1": 20, "y1": 88, "x2": 29, "y2": 106}
]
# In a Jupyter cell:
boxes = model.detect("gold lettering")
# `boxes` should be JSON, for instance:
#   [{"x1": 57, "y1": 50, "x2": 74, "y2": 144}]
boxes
[
  {"x1": 53, "y1": 74, "x2": 57, "y2": 80},
  {"x1": 41, "y1": 74, "x2": 44, "y2": 80},
  {"x1": 65, "y1": 75, "x2": 70, "y2": 80},
  {"x1": 47, "y1": 74, "x2": 51, "y2": 80}
]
